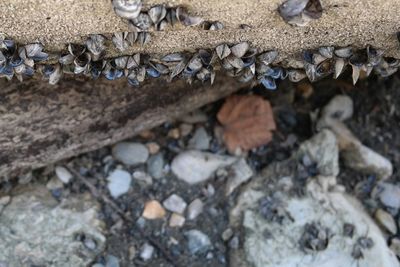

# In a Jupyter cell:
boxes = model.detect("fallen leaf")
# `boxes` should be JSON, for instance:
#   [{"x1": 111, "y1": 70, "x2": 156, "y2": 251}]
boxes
[{"x1": 217, "y1": 95, "x2": 276, "y2": 154}]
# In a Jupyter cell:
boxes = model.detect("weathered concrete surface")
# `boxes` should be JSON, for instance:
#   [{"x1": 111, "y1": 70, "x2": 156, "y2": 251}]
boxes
[
  {"x1": 0, "y1": 76, "x2": 246, "y2": 178},
  {"x1": 1, "y1": 0, "x2": 399, "y2": 60}
]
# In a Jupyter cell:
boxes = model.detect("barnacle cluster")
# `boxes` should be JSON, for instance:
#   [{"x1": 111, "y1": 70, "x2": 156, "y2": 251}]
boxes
[{"x1": 0, "y1": 1, "x2": 399, "y2": 88}]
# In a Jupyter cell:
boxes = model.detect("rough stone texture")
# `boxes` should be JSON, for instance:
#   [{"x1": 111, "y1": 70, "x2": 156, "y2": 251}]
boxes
[
  {"x1": 1, "y1": 0, "x2": 399, "y2": 61},
  {"x1": 0, "y1": 76, "x2": 245, "y2": 178},
  {"x1": 0, "y1": 184, "x2": 106, "y2": 267}
]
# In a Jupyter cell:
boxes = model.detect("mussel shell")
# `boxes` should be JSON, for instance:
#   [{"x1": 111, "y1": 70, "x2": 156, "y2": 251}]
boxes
[
  {"x1": 226, "y1": 55, "x2": 244, "y2": 69},
  {"x1": 149, "y1": 5, "x2": 167, "y2": 25},
  {"x1": 260, "y1": 76, "x2": 277, "y2": 90},
  {"x1": 112, "y1": 0, "x2": 142, "y2": 20},
  {"x1": 68, "y1": 43, "x2": 86, "y2": 57},
  {"x1": 318, "y1": 46, "x2": 334, "y2": 58},
  {"x1": 258, "y1": 51, "x2": 278, "y2": 65},
  {"x1": 59, "y1": 53, "x2": 75, "y2": 65},
  {"x1": 216, "y1": 44, "x2": 231, "y2": 60},
  {"x1": 366, "y1": 46, "x2": 383, "y2": 66},
  {"x1": 162, "y1": 53, "x2": 184, "y2": 62},
  {"x1": 288, "y1": 69, "x2": 306, "y2": 82},
  {"x1": 104, "y1": 68, "x2": 124, "y2": 80},
  {"x1": 231, "y1": 42, "x2": 249, "y2": 58},
  {"x1": 146, "y1": 66, "x2": 161, "y2": 78},
  {"x1": 9, "y1": 54, "x2": 24, "y2": 67},
  {"x1": 86, "y1": 34, "x2": 106, "y2": 59},
  {"x1": 196, "y1": 67, "x2": 211, "y2": 82},
  {"x1": 176, "y1": 6, "x2": 204, "y2": 26},
  {"x1": 334, "y1": 47, "x2": 352, "y2": 58}
]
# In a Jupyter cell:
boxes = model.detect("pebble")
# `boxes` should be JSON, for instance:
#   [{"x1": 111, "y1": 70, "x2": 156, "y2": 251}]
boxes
[
  {"x1": 179, "y1": 123, "x2": 193, "y2": 137},
  {"x1": 112, "y1": 142, "x2": 149, "y2": 166},
  {"x1": 229, "y1": 236, "x2": 240, "y2": 249},
  {"x1": 139, "y1": 130, "x2": 155, "y2": 139},
  {"x1": 188, "y1": 127, "x2": 211, "y2": 150},
  {"x1": 168, "y1": 128, "x2": 180, "y2": 139},
  {"x1": 147, "y1": 154, "x2": 164, "y2": 179},
  {"x1": 105, "y1": 255, "x2": 120, "y2": 267},
  {"x1": 128, "y1": 246, "x2": 136, "y2": 260},
  {"x1": 187, "y1": 199, "x2": 204, "y2": 220},
  {"x1": 46, "y1": 177, "x2": 64, "y2": 191},
  {"x1": 142, "y1": 200, "x2": 166, "y2": 220},
  {"x1": 132, "y1": 171, "x2": 153, "y2": 186},
  {"x1": 106, "y1": 169, "x2": 132, "y2": 198},
  {"x1": 146, "y1": 142, "x2": 160, "y2": 155},
  {"x1": 83, "y1": 237, "x2": 97, "y2": 250},
  {"x1": 140, "y1": 243, "x2": 155, "y2": 261},
  {"x1": 390, "y1": 238, "x2": 400, "y2": 257},
  {"x1": 375, "y1": 208, "x2": 397, "y2": 234},
  {"x1": 169, "y1": 213, "x2": 186, "y2": 227},
  {"x1": 163, "y1": 194, "x2": 187, "y2": 214},
  {"x1": 225, "y1": 158, "x2": 254, "y2": 196},
  {"x1": 185, "y1": 230, "x2": 212, "y2": 255},
  {"x1": 373, "y1": 182, "x2": 400, "y2": 210},
  {"x1": 92, "y1": 264, "x2": 104, "y2": 267},
  {"x1": 222, "y1": 228, "x2": 233, "y2": 241},
  {"x1": 171, "y1": 150, "x2": 237, "y2": 184},
  {"x1": 55, "y1": 166, "x2": 73, "y2": 184}
]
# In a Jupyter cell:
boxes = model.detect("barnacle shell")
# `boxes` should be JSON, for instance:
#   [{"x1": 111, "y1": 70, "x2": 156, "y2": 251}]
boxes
[
  {"x1": 279, "y1": 0, "x2": 322, "y2": 27},
  {"x1": 86, "y1": 34, "x2": 106, "y2": 61},
  {"x1": 258, "y1": 51, "x2": 278, "y2": 65},
  {"x1": 133, "y1": 13, "x2": 152, "y2": 31},
  {"x1": 112, "y1": 0, "x2": 142, "y2": 20},
  {"x1": 176, "y1": 7, "x2": 204, "y2": 26},
  {"x1": 216, "y1": 44, "x2": 231, "y2": 60}
]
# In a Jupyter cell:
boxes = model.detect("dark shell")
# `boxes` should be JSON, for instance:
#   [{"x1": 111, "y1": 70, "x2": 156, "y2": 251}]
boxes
[{"x1": 260, "y1": 76, "x2": 277, "y2": 90}]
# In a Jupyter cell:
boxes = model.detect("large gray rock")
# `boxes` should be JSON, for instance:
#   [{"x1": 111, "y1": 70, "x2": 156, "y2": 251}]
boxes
[{"x1": 0, "y1": 185, "x2": 106, "y2": 267}]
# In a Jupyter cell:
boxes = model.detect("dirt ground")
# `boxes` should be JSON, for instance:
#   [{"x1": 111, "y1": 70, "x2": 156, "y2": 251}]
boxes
[{"x1": 1, "y1": 70, "x2": 400, "y2": 266}]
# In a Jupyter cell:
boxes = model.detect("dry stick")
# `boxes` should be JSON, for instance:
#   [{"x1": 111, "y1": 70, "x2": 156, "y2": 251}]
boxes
[{"x1": 66, "y1": 166, "x2": 180, "y2": 267}]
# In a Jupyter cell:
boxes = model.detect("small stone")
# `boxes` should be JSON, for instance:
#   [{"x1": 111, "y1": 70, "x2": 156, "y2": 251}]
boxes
[
  {"x1": 390, "y1": 238, "x2": 400, "y2": 257},
  {"x1": 225, "y1": 158, "x2": 254, "y2": 196},
  {"x1": 222, "y1": 228, "x2": 233, "y2": 241},
  {"x1": 146, "y1": 142, "x2": 160, "y2": 154},
  {"x1": 187, "y1": 199, "x2": 204, "y2": 220},
  {"x1": 140, "y1": 243, "x2": 155, "y2": 261},
  {"x1": 105, "y1": 255, "x2": 120, "y2": 267},
  {"x1": 163, "y1": 194, "x2": 187, "y2": 214},
  {"x1": 112, "y1": 142, "x2": 149, "y2": 166},
  {"x1": 188, "y1": 127, "x2": 211, "y2": 150},
  {"x1": 46, "y1": 176, "x2": 64, "y2": 191},
  {"x1": 107, "y1": 169, "x2": 132, "y2": 198},
  {"x1": 179, "y1": 123, "x2": 193, "y2": 137},
  {"x1": 139, "y1": 130, "x2": 155, "y2": 139},
  {"x1": 0, "y1": 196, "x2": 10, "y2": 206},
  {"x1": 168, "y1": 128, "x2": 180, "y2": 139},
  {"x1": 92, "y1": 264, "x2": 105, "y2": 267},
  {"x1": 229, "y1": 236, "x2": 240, "y2": 249},
  {"x1": 373, "y1": 182, "x2": 400, "y2": 210},
  {"x1": 171, "y1": 150, "x2": 237, "y2": 184},
  {"x1": 142, "y1": 200, "x2": 166, "y2": 220},
  {"x1": 128, "y1": 246, "x2": 136, "y2": 260},
  {"x1": 375, "y1": 208, "x2": 397, "y2": 234},
  {"x1": 83, "y1": 237, "x2": 97, "y2": 250},
  {"x1": 185, "y1": 230, "x2": 212, "y2": 255},
  {"x1": 132, "y1": 171, "x2": 153, "y2": 186},
  {"x1": 180, "y1": 109, "x2": 208, "y2": 124},
  {"x1": 147, "y1": 154, "x2": 164, "y2": 179},
  {"x1": 204, "y1": 184, "x2": 215, "y2": 197},
  {"x1": 169, "y1": 213, "x2": 186, "y2": 227},
  {"x1": 55, "y1": 166, "x2": 73, "y2": 184}
]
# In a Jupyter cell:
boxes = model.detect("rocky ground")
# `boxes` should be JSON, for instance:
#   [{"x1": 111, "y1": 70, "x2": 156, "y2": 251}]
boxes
[{"x1": 1, "y1": 71, "x2": 400, "y2": 267}]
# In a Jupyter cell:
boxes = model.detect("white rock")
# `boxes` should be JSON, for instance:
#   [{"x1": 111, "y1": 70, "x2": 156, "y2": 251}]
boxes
[
  {"x1": 342, "y1": 143, "x2": 393, "y2": 180},
  {"x1": 298, "y1": 129, "x2": 339, "y2": 177},
  {"x1": 107, "y1": 169, "x2": 132, "y2": 198},
  {"x1": 171, "y1": 150, "x2": 237, "y2": 184},
  {"x1": 373, "y1": 182, "x2": 400, "y2": 210},
  {"x1": 235, "y1": 179, "x2": 399, "y2": 267},
  {"x1": 140, "y1": 243, "x2": 154, "y2": 261},
  {"x1": 163, "y1": 194, "x2": 187, "y2": 214},
  {"x1": 112, "y1": 142, "x2": 149, "y2": 166},
  {"x1": 375, "y1": 208, "x2": 397, "y2": 234},
  {"x1": 55, "y1": 166, "x2": 73, "y2": 184},
  {"x1": 320, "y1": 95, "x2": 354, "y2": 122},
  {"x1": 225, "y1": 158, "x2": 254, "y2": 196},
  {"x1": 188, "y1": 127, "x2": 211, "y2": 150},
  {"x1": 187, "y1": 199, "x2": 204, "y2": 220}
]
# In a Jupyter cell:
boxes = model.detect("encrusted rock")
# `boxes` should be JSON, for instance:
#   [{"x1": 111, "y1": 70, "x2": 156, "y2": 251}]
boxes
[{"x1": 0, "y1": 184, "x2": 106, "y2": 266}]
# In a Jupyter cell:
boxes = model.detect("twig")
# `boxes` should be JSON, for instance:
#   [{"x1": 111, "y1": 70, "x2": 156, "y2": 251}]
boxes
[{"x1": 66, "y1": 166, "x2": 180, "y2": 267}]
